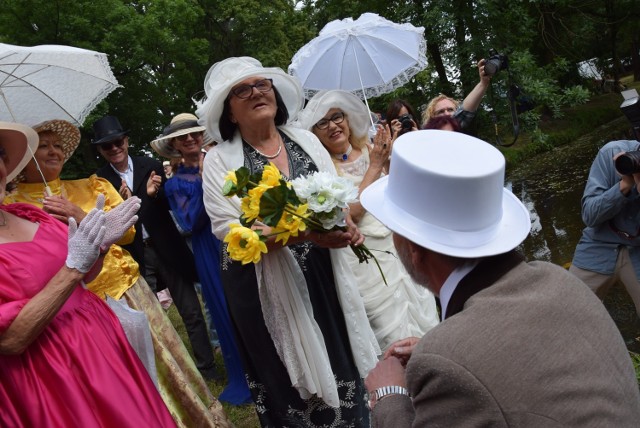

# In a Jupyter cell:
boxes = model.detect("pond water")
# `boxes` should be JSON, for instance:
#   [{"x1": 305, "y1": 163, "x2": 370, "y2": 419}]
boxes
[{"x1": 507, "y1": 117, "x2": 639, "y2": 352}]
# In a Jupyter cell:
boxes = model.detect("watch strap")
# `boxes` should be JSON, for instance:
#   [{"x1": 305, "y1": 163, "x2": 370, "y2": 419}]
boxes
[{"x1": 375, "y1": 385, "x2": 410, "y2": 402}]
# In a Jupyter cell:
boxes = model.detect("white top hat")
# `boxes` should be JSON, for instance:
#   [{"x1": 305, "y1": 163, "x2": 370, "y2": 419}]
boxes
[
  {"x1": 295, "y1": 90, "x2": 370, "y2": 139},
  {"x1": 195, "y1": 56, "x2": 304, "y2": 143},
  {"x1": 361, "y1": 130, "x2": 531, "y2": 258}
]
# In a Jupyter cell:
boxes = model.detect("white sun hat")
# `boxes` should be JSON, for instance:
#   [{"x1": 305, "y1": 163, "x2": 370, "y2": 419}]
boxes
[
  {"x1": 294, "y1": 90, "x2": 371, "y2": 139},
  {"x1": 195, "y1": 56, "x2": 304, "y2": 143},
  {"x1": 361, "y1": 130, "x2": 531, "y2": 258},
  {"x1": 0, "y1": 121, "x2": 39, "y2": 182}
]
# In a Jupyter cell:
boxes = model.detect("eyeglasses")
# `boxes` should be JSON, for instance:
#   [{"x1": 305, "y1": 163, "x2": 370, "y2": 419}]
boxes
[
  {"x1": 314, "y1": 112, "x2": 345, "y2": 130},
  {"x1": 231, "y1": 78, "x2": 274, "y2": 99},
  {"x1": 99, "y1": 138, "x2": 125, "y2": 151},
  {"x1": 434, "y1": 107, "x2": 456, "y2": 116},
  {"x1": 175, "y1": 131, "x2": 204, "y2": 141}
]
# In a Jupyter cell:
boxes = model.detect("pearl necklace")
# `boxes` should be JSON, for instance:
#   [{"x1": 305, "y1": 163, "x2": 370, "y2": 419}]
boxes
[
  {"x1": 334, "y1": 144, "x2": 353, "y2": 161},
  {"x1": 247, "y1": 138, "x2": 283, "y2": 159}
]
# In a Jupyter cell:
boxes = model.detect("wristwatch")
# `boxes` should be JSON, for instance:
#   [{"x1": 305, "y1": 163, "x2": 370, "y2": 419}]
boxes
[{"x1": 369, "y1": 385, "x2": 410, "y2": 409}]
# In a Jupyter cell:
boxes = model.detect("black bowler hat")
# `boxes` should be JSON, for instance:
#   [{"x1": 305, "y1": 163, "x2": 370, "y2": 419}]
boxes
[{"x1": 92, "y1": 115, "x2": 129, "y2": 145}]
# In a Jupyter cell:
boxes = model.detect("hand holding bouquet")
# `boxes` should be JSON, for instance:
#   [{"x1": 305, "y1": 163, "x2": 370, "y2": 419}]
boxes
[{"x1": 222, "y1": 163, "x2": 386, "y2": 284}]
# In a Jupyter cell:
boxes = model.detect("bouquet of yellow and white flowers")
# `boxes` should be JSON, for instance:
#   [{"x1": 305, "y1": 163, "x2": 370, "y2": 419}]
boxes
[{"x1": 222, "y1": 163, "x2": 385, "y2": 283}]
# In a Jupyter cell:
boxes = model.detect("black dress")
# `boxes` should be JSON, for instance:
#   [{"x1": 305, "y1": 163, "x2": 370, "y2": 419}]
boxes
[{"x1": 220, "y1": 133, "x2": 370, "y2": 427}]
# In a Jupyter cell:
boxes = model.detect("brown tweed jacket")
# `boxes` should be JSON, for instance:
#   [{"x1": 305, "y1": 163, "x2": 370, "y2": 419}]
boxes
[{"x1": 373, "y1": 252, "x2": 640, "y2": 427}]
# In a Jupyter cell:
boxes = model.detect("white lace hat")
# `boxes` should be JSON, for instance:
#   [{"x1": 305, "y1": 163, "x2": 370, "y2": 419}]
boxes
[
  {"x1": 195, "y1": 56, "x2": 304, "y2": 143},
  {"x1": 361, "y1": 130, "x2": 531, "y2": 258},
  {"x1": 0, "y1": 122, "x2": 39, "y2": 182},
  {"x1": 294, "y1": 90, "x2": 370, "y2": 139}
]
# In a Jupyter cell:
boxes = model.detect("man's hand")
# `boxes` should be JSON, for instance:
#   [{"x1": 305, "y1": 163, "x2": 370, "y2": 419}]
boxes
[
  {"x1": 146, "y1": 171, "x2": 162, "y2": 197},
  {"x1": 119, "y1": 179, "x2": 132, "y2": 200},
  {"x1": 365, "y1": 356, "x2": 407, "y2": 408},
  {"x1": 384, "y1": 336, "x2": 421, "y2": 366}
]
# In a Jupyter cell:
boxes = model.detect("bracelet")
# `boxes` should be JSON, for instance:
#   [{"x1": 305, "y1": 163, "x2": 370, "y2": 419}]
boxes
[{"x1": 375, "y1": 385, "x2": 410, "y2": 402}]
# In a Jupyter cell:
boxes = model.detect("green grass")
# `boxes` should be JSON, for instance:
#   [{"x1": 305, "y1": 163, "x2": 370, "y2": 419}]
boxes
[
  {"x1": 632, "y1": 352, "x2": 640, "y2": 385},
  {"x1": 166, "y1": 304, "x2": 260, "y2": 427}
]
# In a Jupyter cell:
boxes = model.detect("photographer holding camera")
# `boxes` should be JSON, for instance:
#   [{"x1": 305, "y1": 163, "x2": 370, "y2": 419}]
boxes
[
  {"x1": 569, "y1": 139, "x2": 640, "y2": 319},
  {"x1": 385, "y1": 99, "x2": 419, "y2": 140},
  {"x1": 422, "y1": 58, "x2": 495, "y2": 130}
]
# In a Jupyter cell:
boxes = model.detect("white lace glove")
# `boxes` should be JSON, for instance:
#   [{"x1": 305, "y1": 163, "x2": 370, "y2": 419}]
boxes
[
  {"x1": 100, "y1": 195, "x2": 141, "y2": 253},
  {"x1": 65, "y1": 204, "x2": 107, "y2": 273}
]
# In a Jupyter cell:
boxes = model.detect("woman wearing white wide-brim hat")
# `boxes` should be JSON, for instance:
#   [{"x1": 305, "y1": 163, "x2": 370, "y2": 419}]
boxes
[
  {"x1": 297, "y1": 90, "x2": 441, "y2": 352},
  {"x1": 197, "y1": 57, "x2": 380, "y2": 426}
]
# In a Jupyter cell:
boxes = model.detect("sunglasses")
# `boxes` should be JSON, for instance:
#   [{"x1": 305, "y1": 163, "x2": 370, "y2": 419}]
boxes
[
  {"x1": 175, "y1": 131, "x2": 204, "y2": 142},
  {"x1": 99, "y1": 138, "x2": 125, "y2": 151}
]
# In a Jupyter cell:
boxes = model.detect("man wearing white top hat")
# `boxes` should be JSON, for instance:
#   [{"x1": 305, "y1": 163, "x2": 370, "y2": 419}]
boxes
[{"x1": 362, "y1": 130, "x2": 640, "y2": 426}]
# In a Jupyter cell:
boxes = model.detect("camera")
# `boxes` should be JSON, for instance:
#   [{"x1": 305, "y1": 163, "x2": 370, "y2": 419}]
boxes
[
  {"x1": 484, "y1": 49, "x2": 509, "y2": 76},
  {"x1": 398, "y1": 113, "x2": 414, "y2": 130},
  {"x1": 615, "y1": 151, "x2": 640, "y2": 175}
]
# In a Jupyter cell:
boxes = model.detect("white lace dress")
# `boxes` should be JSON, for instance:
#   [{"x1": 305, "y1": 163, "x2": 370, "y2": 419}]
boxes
[{"x1": 338, "y1": 148, "x2": 440, "y2": 351}]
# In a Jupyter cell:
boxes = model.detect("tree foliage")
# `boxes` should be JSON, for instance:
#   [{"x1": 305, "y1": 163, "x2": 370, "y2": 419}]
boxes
[{"x1": 0, "y1": 0, "x2": 637, "y2": 177}]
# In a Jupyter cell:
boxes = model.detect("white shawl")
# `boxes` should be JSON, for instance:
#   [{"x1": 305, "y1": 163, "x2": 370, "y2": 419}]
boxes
[{"x1": 202, "y1": 125, "x2": 380, "y2": 407}]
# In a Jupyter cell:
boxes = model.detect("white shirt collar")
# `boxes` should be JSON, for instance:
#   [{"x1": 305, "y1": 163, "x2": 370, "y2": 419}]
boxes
[
  {"x1": 110, "y1": 156, "x2": 134, "y2": 188},
  {"x1": 439, "y1": 259, "x2": 479, "y2": 321}
]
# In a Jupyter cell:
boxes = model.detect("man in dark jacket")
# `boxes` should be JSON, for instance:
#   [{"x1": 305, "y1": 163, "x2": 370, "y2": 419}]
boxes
[{"x1": 92, "y1": 115, "x2": 219, "y2": 380}]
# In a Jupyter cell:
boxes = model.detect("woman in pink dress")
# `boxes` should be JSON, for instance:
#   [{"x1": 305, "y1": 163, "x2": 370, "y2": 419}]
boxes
[{"x1": 0, "y1": 122, "x2": 176, "y2": 427}]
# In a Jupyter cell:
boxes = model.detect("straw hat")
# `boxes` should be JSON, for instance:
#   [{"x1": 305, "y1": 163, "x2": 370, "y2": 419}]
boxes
[
  {"x1": 195, "y1": 56, "x2": 304, "y2": 143},
  {"x1": 0, "y1": 122, "x2": 39, "y2": 182},
  {"x1": 150, "y1": 113, "x2": 206, "y2": 158},
  {"x1": 32, "y1": 119, "x2": 81, "y2": 163},
  {"x1": 295, "y1": 90, "x2": 371, "y2": 139},
  {"x1": 361, "y1": 130, "x2": 531, "y2": 258}
]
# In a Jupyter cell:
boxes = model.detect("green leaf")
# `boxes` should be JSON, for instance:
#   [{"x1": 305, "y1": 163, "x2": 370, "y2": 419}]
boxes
[{"x1": 259, "y1": 181, "x2": 289, "y2": 226}]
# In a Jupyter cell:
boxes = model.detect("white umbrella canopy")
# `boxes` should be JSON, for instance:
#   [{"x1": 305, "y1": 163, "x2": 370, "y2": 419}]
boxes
[
  {"x1": 288, "y1": 13, "x2": 428, "y2": 100},
  {"x1": 0, "y1": 43, "x2": 120, "y2": 127}
]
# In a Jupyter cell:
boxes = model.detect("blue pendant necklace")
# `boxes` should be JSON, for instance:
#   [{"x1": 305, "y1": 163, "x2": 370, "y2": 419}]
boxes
[{"x1": 334, "y1": 144, "x2": 353, "y2": 161}]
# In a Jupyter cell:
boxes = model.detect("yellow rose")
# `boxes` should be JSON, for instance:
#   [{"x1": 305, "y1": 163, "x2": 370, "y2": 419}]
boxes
[
  {"x1": 224, "y1": 170, "x2": 237, "y2": 185},
  {"x1": 224, "y1": 223, "x2": 268, "y2": 264},
  {"x1": 260, "y1": 163, "x2": 282, "y2": 188},
  {"x1": 273, "y1": 203, "x2": 309, "y2": 245},
  {"x1": 241, "y1": 185, "x2": 268, "y2": 222}
]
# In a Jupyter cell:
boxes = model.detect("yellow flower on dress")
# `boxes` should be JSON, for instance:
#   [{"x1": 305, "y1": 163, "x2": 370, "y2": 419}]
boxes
[
  {"x1": 224, "y1": 223, "x2": 267, "y2": 264},
  {"x1": 260, "y1": 163, "x2": 282, "y2": 188},
  {"x1": 273, "y1": 203, "x2": 309, "y2": 245}
]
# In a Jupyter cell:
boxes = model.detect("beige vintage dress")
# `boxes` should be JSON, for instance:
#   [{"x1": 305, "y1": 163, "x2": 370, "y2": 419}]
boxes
[{"x1": 337, "y1": 148, "x2": 440, "y2": 351}]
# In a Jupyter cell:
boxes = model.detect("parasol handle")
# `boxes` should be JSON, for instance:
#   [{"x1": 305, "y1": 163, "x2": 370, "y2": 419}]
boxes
[
  {"x1": 26, "y1": 144, "x2": 53, "y2": 196},
  {"x1": 352, "y1": 44, "x2": 376, "y2": 129}
]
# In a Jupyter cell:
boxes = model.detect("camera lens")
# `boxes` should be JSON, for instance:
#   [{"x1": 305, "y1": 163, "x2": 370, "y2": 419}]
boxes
[
  {"x1": 615, "y1": 151, "x2": 640, "y2": 175},
  {"x1": 484, "y1": 58, "x2": 501, "y2": 76}
]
